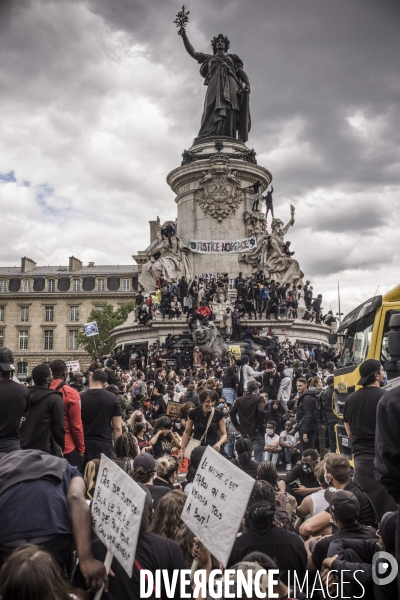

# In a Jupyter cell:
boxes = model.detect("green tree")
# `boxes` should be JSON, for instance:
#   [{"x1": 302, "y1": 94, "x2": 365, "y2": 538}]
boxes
[{"x1": 77, "y1": 301, "x2": 135, "y2": 358}]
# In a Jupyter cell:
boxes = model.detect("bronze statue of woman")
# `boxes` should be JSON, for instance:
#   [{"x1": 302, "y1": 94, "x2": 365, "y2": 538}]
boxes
[{"x1": 178, "y1": 26, "x2": 251, "y2": 142}]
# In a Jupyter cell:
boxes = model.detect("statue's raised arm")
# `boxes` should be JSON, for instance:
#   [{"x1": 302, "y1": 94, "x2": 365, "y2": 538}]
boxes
[
  {"x1": 178, "y1": 26, "x2": 204, "y2": 62},
  {"x1": 175, "y1": 9, "x2": 251, "y2": 142},
  {"x1": 280, "y1": 205, "x2": 296, "y2": 238}
]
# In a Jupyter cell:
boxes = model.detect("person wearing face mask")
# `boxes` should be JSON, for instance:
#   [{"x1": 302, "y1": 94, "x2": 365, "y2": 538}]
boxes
[
  {"x1": 263, "y1": 421, "x2": 282, "y2": 464},
  {"x1": 298, "y1": 452, "x2": 378, "y2": 539},
  {"x1": 278, "y1": 449, "x2": 321, "y2": 506},
  {"x1": 343, "y1": 359, "x2": 397, "y2": 518},
  {"x1": 309, "y1": 489, "x2": 377, "y2": 575}
]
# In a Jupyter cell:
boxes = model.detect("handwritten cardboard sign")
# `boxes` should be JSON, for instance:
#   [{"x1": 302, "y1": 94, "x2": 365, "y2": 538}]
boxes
[
  {"x1": 182, "y1": 446, "x2": 255, "y2": 567},
  {"x1": 91, "y1": 454, "x2": 146, "y2": 577},
  {"x1": 166, "y1": 400, "x2": 182, "y2": 419}
]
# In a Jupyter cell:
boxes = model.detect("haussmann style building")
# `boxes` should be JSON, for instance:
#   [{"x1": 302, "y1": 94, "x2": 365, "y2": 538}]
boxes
[{"x1": 0, "y1": 256, "x2": 137, "y2": 378}]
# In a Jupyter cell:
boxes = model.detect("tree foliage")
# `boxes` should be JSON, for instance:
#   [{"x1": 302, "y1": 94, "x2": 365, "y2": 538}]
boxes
[{"x1": 77, "y1": 301, "x2": 135, "y2": 358}]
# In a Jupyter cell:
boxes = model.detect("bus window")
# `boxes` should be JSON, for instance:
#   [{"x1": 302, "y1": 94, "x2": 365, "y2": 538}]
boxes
[
  {"x1": 339, "y1": 311, "x2": 375, "y2": 368},
  {"x1": 381, "y1": 310, "x2": 400, "y2": 363}
]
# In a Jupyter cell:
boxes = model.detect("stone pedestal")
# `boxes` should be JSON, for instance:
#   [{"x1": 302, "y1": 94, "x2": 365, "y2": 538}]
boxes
[{"x1": 166, "y1": 137, "x2": 272, "y2": 279}]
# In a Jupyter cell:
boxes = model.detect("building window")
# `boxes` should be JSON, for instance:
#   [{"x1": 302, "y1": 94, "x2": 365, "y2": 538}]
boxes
[
  {"x1": 72, "y1": 279, "x2": 81, "y2": 292},
  {"x1": 17, "y1": 361, "x2": 28, "y2": 377},
  {"x1": 97, "y1": 278, "x2": 105, "y2": 291},
  {"x1": 0, "y1": 330, "x2": 3, "y2": 346},
  {"x1": 69, "y1": 329, "x2": 78, "y2": 350},
  {"x1": 23, "y1": 280, "x2": 31, "y2": 292},
  {"x1": 45, "y1": 306, "x2": 54, "y2": 322},
  {"x1": 20, "y1": 307, "x2": 29, "y2": 322},
  {"x1": 48, "y1": 279, "x2": 56, "y2": 292},
  {"x1": 122, "y1": 278, "x2": 130, "y2": 291},
  {"x1": 0, "y1": 281, "x2": 7, "y2": 293},
  {"x1": 0, "y1": 307, "x2": 4, "y2": 322},
  {"x1": 70, "y1": 306, "x2": 79, "y2": 322},
  {"x1": 44, "y1": 330, "x2": 53, "y2": 350},
  {"x1": 19, "y1": 330, "x2": 28, "y2": 350},
  {"x1": 94, "y1": 305, "x2": 104, "y2": 311}
]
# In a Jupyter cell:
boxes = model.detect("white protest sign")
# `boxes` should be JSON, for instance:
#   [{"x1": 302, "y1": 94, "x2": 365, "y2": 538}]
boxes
[
  {"x1": 182, "y1": 446, "x2": 255, "y2": 567},
  {"x1": 91, "y1": 454, "x2": 146, "y2": 577},
  {"x1": 65, "y1": 360, "x2": 80, "y2": 372}
]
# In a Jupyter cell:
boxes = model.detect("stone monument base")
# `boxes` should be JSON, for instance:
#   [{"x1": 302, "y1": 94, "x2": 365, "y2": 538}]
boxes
[{"x1": 111, "y1": 310, "x2": 331, "y2": 351}]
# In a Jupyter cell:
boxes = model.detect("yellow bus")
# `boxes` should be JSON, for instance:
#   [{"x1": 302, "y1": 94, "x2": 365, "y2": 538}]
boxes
[{"x1": 331, "y1": 285, "x2": 400, "y2": 461}]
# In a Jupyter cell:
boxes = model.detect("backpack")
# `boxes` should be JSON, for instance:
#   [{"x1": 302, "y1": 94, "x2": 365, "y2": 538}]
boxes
[{"x1": 273, "y1": 492, "x2": 293, "y2": 531}]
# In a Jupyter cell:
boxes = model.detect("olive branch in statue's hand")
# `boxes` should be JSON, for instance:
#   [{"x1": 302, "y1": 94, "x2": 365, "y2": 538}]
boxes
[{"x1": 174, "y1": 5, "x2": 189, "y2": 35}]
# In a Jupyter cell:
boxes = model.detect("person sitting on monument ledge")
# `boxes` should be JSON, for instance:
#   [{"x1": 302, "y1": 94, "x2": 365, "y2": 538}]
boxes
[
  {"x1": 138, "y1": 307, "x2": 151, "y2": 326},
  {"x1": 283, "y1": 240, "x2": 295, "y2": 257},
  {"x1": 169, "y1": 295, "x2": 182, "y2": 321},
  {"x1": 161, "y1": 221, "x2": 176, "y2": 247},
  {"x1": 195, "y1": 301, "x2": 212, "y2": 324}
]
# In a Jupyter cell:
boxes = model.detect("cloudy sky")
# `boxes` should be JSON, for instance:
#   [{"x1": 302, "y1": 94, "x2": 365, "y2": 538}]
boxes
[{"x1": 0, "y1": 0, "x2": 399, "y2": 315}]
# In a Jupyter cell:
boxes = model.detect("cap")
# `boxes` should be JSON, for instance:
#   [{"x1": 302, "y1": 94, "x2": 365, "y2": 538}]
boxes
[
  {"x1": 324, "y1": 488, "x2": 360, "y2": 519},
  {"x1": 0, "y1": 348, "x2": 15, "y2": 371},
  {"x1": 133, "y1": 453, "x2": 157, "y2": 472},
  {"x1": 220, "y1": 562, "x2": 269, "y2": 599},
  {"x1": 358, "y1": 359, "x2": 382, "y2": 386},
  {"x1": 105, "y1": 385, "x2": 124, "y2": 395},
  {"x1": 247, "y1": 380, "x2": 262, "y2": 391},
  {"x1": 189, "y1": 445, "x2": 207, "y2": 466}
]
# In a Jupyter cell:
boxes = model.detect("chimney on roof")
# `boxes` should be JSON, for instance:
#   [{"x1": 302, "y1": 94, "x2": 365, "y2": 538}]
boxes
[
  {"x1": 88, "y1": 262, "x2": 95, "y2": 267},
  {"x1": 21, "y1": 257, "x2": 37, "y2": 273},
  {"x1": 149, "y1": 220, "x2": 158, "y2": 244},
  {"x1": 69, "y1": 256, "x2": 83, "y2": 272}
]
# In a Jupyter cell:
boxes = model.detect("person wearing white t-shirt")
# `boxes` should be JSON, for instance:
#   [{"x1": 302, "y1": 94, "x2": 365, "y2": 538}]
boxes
[
  {"x1": 264, "y1": 421, "x2": 282, "y2": 463},
  {"x1": 295, "y1": 461, "x2": 329, "y2": 521},
  {"x1": 279, "y1": 420, "x2": 301, "y2": 471}
]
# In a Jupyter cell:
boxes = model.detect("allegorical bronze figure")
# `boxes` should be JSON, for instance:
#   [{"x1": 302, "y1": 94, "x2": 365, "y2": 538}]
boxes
[{"x1": 175, "y1": 7, "x2": 251, "y2": 142}]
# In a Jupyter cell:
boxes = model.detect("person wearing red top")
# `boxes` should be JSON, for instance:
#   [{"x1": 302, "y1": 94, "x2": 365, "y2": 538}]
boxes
[
  {"x1": 195, "y1": 302, "x2": 211, "y2": 323},
  {"x1": 49, "y1": 359, "x2": 85, "y2": 468}
]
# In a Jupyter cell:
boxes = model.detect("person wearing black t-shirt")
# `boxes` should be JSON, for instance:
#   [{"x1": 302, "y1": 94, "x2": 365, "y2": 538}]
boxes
[
  {"x1": 231, "y1": 436, "x2": 260, "y2": 479},
  {"x1": 310, "y1": 488, "x2": 377, "y2": 572},
  {"x1": 0, "y1": 347, "x2": 30, "y2": 453},
  {"x1": 298, "y1": 452, "x2": 378, "y2": 539},
  {"x1": 152, "y1": 368, "x2": 167, "y2": 415},
  {"x1": 343, "y1": 358, "x2": 397, "y2": 517},
  {"x1": 149, "y1": 416, "x2": 181, "y2": 459},
  {"x1": 228, "y1": 481, "x2": 307, "y2": 587},
  {"x1": 104, "y1": 360, "x2": 119, "y2": 386},
  {"x1": 181, "y1": 389, "x2": 227, "y2": 453},
  {"x1": 80, "y1": 369, "x2": 122, "y2": 464}
]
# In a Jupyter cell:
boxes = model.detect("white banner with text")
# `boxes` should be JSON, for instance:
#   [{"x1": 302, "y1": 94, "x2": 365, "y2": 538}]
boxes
[{"x1": 188, "y1": 236, "x2": 257, "y2": 254}]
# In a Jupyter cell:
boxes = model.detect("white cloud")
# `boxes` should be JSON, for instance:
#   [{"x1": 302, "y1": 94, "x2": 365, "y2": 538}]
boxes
[{"x1": 0, "y1": 0, "x2": 399, "y2": 317}]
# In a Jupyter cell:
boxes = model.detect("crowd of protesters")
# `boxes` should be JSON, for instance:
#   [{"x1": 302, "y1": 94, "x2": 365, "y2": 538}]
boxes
[
  {"x1": 134, "y1": 273, "x2": 338, "y2": 328},
  {"x1": 0, "y1": 322, "x2": 399, "y2": 599}
]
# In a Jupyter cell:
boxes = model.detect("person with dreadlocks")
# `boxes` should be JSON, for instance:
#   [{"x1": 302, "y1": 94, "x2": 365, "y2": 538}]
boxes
[
  {"x1": 227, "y1": 481, "x2": 307, "y2": 585},
  {"x1": 114, "y1": 432, "x2": 139, "y2": 476}
]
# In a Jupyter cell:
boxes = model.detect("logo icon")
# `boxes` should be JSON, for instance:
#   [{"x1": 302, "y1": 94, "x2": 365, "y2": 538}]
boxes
[{"x1": 372, "y1": 551, "x2": 398, "y2": 586}]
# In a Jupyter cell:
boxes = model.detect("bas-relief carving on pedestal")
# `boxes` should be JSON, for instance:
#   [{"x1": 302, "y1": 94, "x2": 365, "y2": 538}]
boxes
[
  {"x1": 194, "y1": 158, "x2": 244, "y2": 223},
  {"x1": 240, "y1": 204, "x2": 304, "y2": 287},
  {"x1": 243, "y1": 210, "x2": 268, "y2": 235}
]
